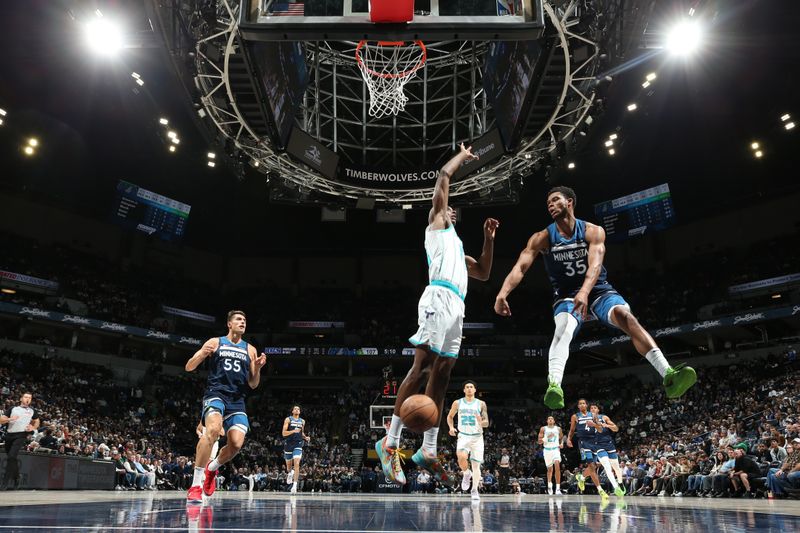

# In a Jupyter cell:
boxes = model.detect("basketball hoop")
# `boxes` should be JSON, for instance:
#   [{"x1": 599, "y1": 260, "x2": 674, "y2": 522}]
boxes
[{"x1": 356, "y1": 40, "x2": 427, "y2": 118}]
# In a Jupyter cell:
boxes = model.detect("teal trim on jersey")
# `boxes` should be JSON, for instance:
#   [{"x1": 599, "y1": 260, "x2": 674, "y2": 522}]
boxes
[
  {"x1": 458, "y1": 432, "x2": 482, "y2": 436},
  {"x1": 430, "y1": 279, "x2": 465, "y2": 300},
  {"x1": 544, "y1": 446, "x2": 560, "y2": 450},
  {"x1": 426, "y1": 253, "x2": 431, "y2": 266},
  {"x1": 469, "y1": 457, "x2": 483, "y2": 463},
  {"x1": 430, "y1": 345, "x2": 459, "y2": 358},
  {"x1": 409, "y1": 337, "x2": 423, "y2": 346},
  {"x1": 430, "y1": 224, "x2": 455, "y2": 233}
]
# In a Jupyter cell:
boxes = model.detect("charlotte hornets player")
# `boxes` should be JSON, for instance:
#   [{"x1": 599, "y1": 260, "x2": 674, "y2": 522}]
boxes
[
  {"x1": 567, "y1": 398, "x2": 606, "y2": 498},
  {"x1": 184, "y1": 310, "x2": 266, "y2": 504},
  {"x1": 282, "y1": 405, "x2": 310, "y2": 494},
  {"x1": 376, "y1": 143, "x2": 499, "y2": 487},
  {"x1": 494, "y1": 186, "x2": 696, "y2": 409},
  {"x1": 538, "y1": 416, "x2": 563, "y2": 495},
  {"x1": 446, "y1": 380, "x2": 489, "y2": 500}
]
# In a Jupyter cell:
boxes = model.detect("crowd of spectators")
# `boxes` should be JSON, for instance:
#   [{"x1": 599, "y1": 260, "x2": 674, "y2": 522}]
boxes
[{"x1": 2, "y1": 343, "x2": 798, "y2": 497}]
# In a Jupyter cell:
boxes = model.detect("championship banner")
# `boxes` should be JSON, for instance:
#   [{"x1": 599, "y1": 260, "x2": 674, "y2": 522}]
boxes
[
  {"x1": 0, "y1": 270, "x2": 59, "y2": 291},
  {"x1": 573, "y1": 304, "x2": 800, "y2": 351},
  {"x1": 728, "y1": 273, "x2": 800, "y2": 295}
]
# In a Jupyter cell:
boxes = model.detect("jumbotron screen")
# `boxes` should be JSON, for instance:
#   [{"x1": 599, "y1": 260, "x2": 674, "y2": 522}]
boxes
[
  {"x1": 594, "y1": 183, "x2": 675, "y2": 242},
  {"x1": 113, "y1": 180, "x2": 191, "y2": 241}
]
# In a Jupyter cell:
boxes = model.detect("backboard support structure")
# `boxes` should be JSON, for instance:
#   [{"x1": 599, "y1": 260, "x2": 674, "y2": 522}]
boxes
[{"x1": 239, "y1": 0, "x2": 545, "y2": 41}]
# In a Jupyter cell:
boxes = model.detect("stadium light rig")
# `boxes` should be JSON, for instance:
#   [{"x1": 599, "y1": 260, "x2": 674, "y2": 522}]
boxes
[
  {"x1": 207, "y1": 152, "x2": 216, "y2": 167},
  {"x1": 159, "y1": 117, "x2": 169, "y2": 125},
  {"x1": 0, "y1": 108, "x2": 6, "y2": 126},
  {"x1": 786, "y1": 122, "x2": 796, "y2": 131},
  {"x1": 168, "y1": 145, "x2": 176, "y2": 153},
  {"x1": 567, "y1": 162, "x2": 576, "y2": 170},
  {"x1": 85, "y1": 11, "x2": 123, "y2": 57},
  {"x1": 665, "y1": 20, "x2": 703, "y2": 56},
  {"x1": 627, "y1": 103, "x2": 637, "y2": 112}
]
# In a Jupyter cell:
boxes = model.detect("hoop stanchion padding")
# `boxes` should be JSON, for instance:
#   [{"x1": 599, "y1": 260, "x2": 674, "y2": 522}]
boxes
[{"x1": 369, "y1": 0, "x2": 414, "y2": 23}]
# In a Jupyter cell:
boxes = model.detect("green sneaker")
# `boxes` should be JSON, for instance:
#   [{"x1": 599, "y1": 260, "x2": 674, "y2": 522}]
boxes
[
  {"x1": 412, "y1": 449, "x2": 453, "y2": 488},
  {"x1": 375, "y1": 436, "x2": 406, "y2": 485},
  {"x1": 663, "y1": 363, "x2": 697, "y2": 399},
  {"x1": 599, "y1": 488, "x2": 609, "y2": 500},
  {"x1": 576, "y1": 473, "x2": 586, "y2": 492},
  {"x1": 543, "y1": 380, "x2": 565, "y2": 410},
  {"x1": 614, "y1": 486, "x2": 626, "y2": 498}
]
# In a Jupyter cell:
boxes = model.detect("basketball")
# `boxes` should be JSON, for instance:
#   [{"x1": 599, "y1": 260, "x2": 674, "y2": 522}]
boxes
[{"x1": 399, "y1": 394, "x2": 438, "y2": 433}]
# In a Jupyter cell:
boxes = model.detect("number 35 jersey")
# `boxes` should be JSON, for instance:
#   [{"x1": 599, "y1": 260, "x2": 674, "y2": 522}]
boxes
[
  {"x1": 541, "y1": 219, "x2": 613, "y2": 302},
  {"x1": 205, "y1": 336, "x2": 251, "y2": 402}
]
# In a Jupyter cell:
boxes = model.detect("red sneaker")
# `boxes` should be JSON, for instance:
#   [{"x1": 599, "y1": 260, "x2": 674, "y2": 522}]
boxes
[
  {"x1": 187, "y1": 485, "x2": 203, "y2": 505},
  {"x1": 203, "y1": 465, "x2": 218, "y2": 497},
  {"x1": 199, "y1": 506, "x2": 214, "y2": 532}
]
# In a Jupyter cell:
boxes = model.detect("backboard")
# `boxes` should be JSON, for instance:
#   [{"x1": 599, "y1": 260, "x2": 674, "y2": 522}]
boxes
[{"x1": 239, "y1": 0, "x2": 545, "y2": 41}]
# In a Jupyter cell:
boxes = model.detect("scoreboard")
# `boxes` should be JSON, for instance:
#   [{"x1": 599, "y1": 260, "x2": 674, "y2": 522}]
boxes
[
  {"x1": 594, "y1": 183, "x2": 675, "y2": 242},
  {"x1": 113, "y1": 181, "x2": 191, "y2": 241}
]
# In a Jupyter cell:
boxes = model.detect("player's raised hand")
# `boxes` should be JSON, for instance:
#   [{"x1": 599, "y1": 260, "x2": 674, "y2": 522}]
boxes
[
  {"x1": 483, "y1": 218, "x2": 499, "y2": 240},
  {"x1": 255, "y1": 353, "x2": 267, "y2": 370},
  {"x1": 494, "y1": 296, "x2": 511, "y2": 317},
  {"x1": 459, "y1": 143, "x2": 479, "y2": 161}
]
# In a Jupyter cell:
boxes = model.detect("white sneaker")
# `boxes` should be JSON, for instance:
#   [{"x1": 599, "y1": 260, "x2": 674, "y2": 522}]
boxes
[
  {"x1": 290, "y1": 482, "x2": 298, "y2": 494},
  {"x1": 555, "y1": 488, "x2": 563, "y2": 495},
  {"x1": 461, "y1": 470, "x2": 472, "y2": 492},
  {"x1": 658, "y1": 490, "x2": 666, "y2": 496},
  {"x1": 547, "y1": 486, "x2": 553, "y2": 495},
  {"x1": 287, "y1": 470, "x2": 294, "y2": 485},
  {"x1": 471, "y1": 490, "x2": 480, "y2": 501}
]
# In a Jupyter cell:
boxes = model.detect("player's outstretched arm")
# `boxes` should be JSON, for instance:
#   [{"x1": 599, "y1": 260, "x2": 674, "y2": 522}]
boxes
[
  {"x1": 537, "y1": 426, "x2": 545, "y2": 445},
  {"x1": 248, "y1": 345, "x2": 267, "y2": 389},
  {"x1": 446, "y1": 400, "x2": 459, "y2": 436},
  {"x1": 602, "y1": 415, "x2": 619, "y2": 433},
  {"x1": 429, "y1": 143, "x2": 478, "y2": 229},
  {"x1": 466, "y1": 218, "x2": 499, "y2": 281},
  {"x1": 302, "y1": 421, "x2": 311, "y2": 442},
  {"x1": 185, "y1": 338, "x2": 220, "y2": 372},
  {"x1": 494, "y1": 230, "x2": 548, "y2": 316},
  {"x1": 572, "y1": 223, "x2": 607, "y2": 318},
  {"x1": 281, "y1": 417, "x2": 294, "y2": 437}
]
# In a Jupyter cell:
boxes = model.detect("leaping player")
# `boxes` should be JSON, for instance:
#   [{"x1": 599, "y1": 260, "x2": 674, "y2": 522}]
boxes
[
  {"x1": 538, "y1": 416, "x2": 563, "y2": 495},
  {"x1": 376, "y1": 143, "x2": 499, "y2": 488},
  {"x1": 494, "y1": 186, "x2": 696, "y2": 409},
  {"x1": 185, "y1": 310, "x2": 266, "y2": 504},
  {"x1": 282, "y1": 405, "x2": 311, "y2": 494},
  {"x1": 446, "y1": 380, "x2": 489, "y2": 501}
]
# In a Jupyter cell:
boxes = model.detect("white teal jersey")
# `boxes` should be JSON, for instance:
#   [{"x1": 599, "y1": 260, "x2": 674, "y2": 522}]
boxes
[
  {"x1": 543, "y1": 425, "x2": 560, "y2": 450},
  {"x1": 425, "y1": 224, "x2": 468, "y2": 301},
  {"x1": 457, "y1": 397, "x2": 483, "y2": 436}
]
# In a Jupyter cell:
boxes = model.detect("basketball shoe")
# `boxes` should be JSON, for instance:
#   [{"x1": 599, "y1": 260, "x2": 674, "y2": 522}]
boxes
[
  {"x1": 543, "y1": 380, "x2": 565, "y2": 410},
  {"x1": 412, "y1": 449, "x2": 453, "y2": 488},
  {"x1": 375, "y1": 436, "x2": 406, "y2": 484},
  {"x1": 202, "y1": 465, "x2": 217, "y2": 497},
  {"x1": 663, "y1": 364, "x2": 697, "y2": 399}
]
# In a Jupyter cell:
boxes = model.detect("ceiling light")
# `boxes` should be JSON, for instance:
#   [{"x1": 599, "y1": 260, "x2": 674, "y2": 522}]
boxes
[
  {"x1": 646, "y1": 72, "x2": 657, "y2": 82},
  {"x1": 0, "y1": 108, "x2": 6, "y2": 116},
  {"x1": 786, "y1": 122, "x2": 795, "y2": 130},
  {"x1": 86, "y1": 18, "x2": 123, "y2": 56},
  {"x1": 609, "y1": 133, "x2": 618, "y2": 140},
  {"x1": 171, "y1": 137, "x2": 180, "y2": 145},
  {"x1": 168, "y1": 145, "x2": 176, "y2": 153},
  {"x1": 567, "y1": 162, "x2": 576, "y2": 169},
  {"x1": 0, "y1": 119, "x2": 4, "y2": 126},
  {"x1": 642, "y1": 81, "x2": 651, "y2": 89},
  {"x1": 207, "y1": 161, "x2": 216, "y2": 168},
  {"x1": 131, "y1": 72, "x2": 140, "y2": 79},
  {"x1": 1, "y1": 288, "x2": 16, "y2": 294},
  {"x1": 771, "y1": 294, "x2": 782, "y2": 299},
  {"x1": 750, "y1": 142, "x2": 759, "y2": 150},
  {"x1": 604, "y1": 140, "x2": 613, "y2": 147},
  {"x1": 135, "y1": 78, "x2": 144, "y2": 86},
  {"x1": 207, "y1": 152, "x2": 216, "y2": 159},
  {"x1": 608, "y1": 148, "x2": 616, "y2": 156},
  {"x1": 23, "y1": 146, "x2": 35, "y2": 156},
  {"x1": 781, "y1": 114, "x2": 791, "y2": 122},
  {"x1": 28, "y1": 138, "x2": 38, "y2": 147},
  {"x1": 253, "y1": 160, "x2": 259, "y2": 167},
  {"x1": 754, "y1": 150, "x2": 763, "y2": 158},
  {"x1": 627, "y1": 103, "x2": 637, "y2": 111},
  {"x1": 159, "y1": 117, "x2": 169, "y2": 125},
  {"x1": 665, "y1": 20, "x2": 703, "y2": 56},
  {"x1": 167, "y1": 131, "x2": 177, "y2": 139}
]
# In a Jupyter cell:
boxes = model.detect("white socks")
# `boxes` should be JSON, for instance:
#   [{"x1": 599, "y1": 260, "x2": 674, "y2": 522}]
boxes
[
  {"x1": 598, "y1": 457, "x2": 620, "y2": 489},
  {"x1": 645, "y1": 347, "x2": 670, "y2": 378},
  {"x1": 422, "y1": 427, "x2": 439, "y2": 454},
  {"x1": 191, "y1": 466, "x2": 204, "y2": 487},
  {"x1": 207, "y1": 459, "x2": 220, "y2": 472},
  {"x1": 386, "y1": 415, "x2": 403, "y2": 448},
  {"x1": 549, "y1": 312, "x2": 578, "y2": 385}
]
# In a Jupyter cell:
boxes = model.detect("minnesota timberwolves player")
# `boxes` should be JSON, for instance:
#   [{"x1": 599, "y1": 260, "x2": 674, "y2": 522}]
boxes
[
  {"x1": 184, "y1": 310, "x2": 266, "y2": 504},
  {"x1": 494, "y1": 186, "x2": 696, "y2": 409},
  {"x1": 282, "y1": 405, "x2": 310, "y2": 493},
  {"x1": 538, "y1": 416, "x2": 563, "y2": 495},
  {"x1": 446, "y1": 380, "x2": 489, "y2": 500},
  {"x1": 589, "y1": 403, "x2": 625, "y2": 497},
  {"x1": 567, "y1": 399, "x2": 606, "y2": 498},
  {"x1": 377, "y1": 143, "x2": 499, "y2": 487}
]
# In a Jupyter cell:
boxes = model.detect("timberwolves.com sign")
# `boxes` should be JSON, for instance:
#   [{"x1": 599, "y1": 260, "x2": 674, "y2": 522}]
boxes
[{"x1": 286, "y1": 127, "x2": 504, "y2": 190}]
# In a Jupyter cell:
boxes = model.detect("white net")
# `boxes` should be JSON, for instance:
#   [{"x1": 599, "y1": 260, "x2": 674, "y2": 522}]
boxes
[{"x1": 356, "y1": 40, "x2": 426, "y2": 119}]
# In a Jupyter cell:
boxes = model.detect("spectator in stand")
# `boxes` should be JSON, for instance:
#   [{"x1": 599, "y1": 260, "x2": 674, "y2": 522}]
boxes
[
  {"x1": 753, "y1": 442, "x2": 771, "y2": 464},
  {"x1": 770, "y1": 439, "x2": 788, "y2": 464},
  {"x1": 767, "y1": 440, "x2": 800, "y2": 498},
  {"x1": 729, "y1": 448, "x2": 761, "y2": 498},
  {"x1": 113, "y1": 450, "x2": 133, "y2": 490}
]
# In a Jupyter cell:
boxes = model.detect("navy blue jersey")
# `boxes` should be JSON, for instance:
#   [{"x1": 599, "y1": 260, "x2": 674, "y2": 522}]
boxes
[
  {"x1": 574, "y1": 410, "x2": 594, "y2": 442},
  {"x1": 204, "y1": 336, "x2": 250, "y2": 401},
  {"x1": 542, "y1": 219, "x2": 612, "y2": 301},
  {"x1": 284, "y1": 416, "x2": 305, "y2": 450},
  {"x1": 592, "y1": 414, "x2": 617, "y2": 448}
]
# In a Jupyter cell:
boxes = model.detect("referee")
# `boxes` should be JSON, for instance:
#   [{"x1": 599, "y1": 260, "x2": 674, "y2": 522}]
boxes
[{"x1": 1, "y1": 392, "x2": 40, "y2": 490}]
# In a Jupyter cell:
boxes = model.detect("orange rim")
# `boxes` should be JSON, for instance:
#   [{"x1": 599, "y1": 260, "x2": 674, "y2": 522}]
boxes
[{"x1": 355, "y1": 40, "x2": 427, "y2": 79}]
